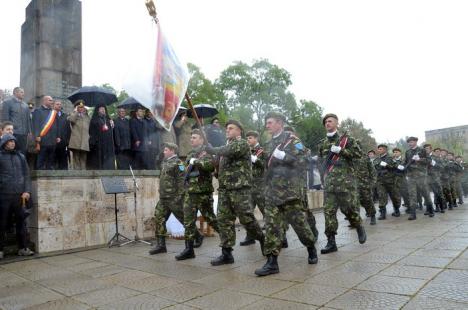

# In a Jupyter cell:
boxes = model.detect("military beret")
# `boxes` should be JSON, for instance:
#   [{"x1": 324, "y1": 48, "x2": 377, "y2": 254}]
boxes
[
  {"x1": 377, "y1": 144, "x2": 388, "y2": 149},
  {"x1": 406, "y1": 136, "x2": 418, "y2": 143},
  {"x1": 423, "y1": 143, "x2": 432, "y2": 148},
  {"x1": 264, "y1": 111, "x2": 286, "y2": 122},
  {"x1": 163, "y1": 142, "x2": 178, "y2": 152},
  {"x1": 245, "y1": 130, "x2": 259, "y2": 138},
  {"x1": 367, "y1": 150, "x2": 376, "y2": 154},
  {"x1": 225, "y1": 119, "x2": 244, "y2": 132},
  {"x1": 191, "y1": 128, "x2": 204, "y2": 137},
  {"x1": 74, "y1": 99, "x2": 85, "y2": 107},
  {"x1": 433, "y1": 147, "x2": 441, "y2": 151},
  {"x1": 392, "y1": 148, "x2": 402, "y2": 153},
  {"x1": 322, "y1": 113, "x2": 338, "y2": 126}
]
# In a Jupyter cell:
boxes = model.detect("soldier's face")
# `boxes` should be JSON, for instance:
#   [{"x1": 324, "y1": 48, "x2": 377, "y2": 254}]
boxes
[
  {"x1": 448, "y1": 154, "x2": 454, "y2": 160},
  {"x1": 393, "y1": 150, "x2": 401, "y2": 158},
  {"x1": 456, "y1": 157, "x2": 462, "y2": 163},
  {"x1": 265, "y1": 118, "x2": 282, "y2": 135},
  {"x1": 408, "y1": 140, "x2": 417, "y2": 148},
  {"x1": 367, "y1": 152, "x2": 375, "y2": 159},
  {"x1": 441, "y1": 151, "x2": 447, "y2": 158},
  {"x1": 163, "y1": 147, "x2": 174, "y2": 159},
  {"x1": 247, "y1": 136, "x2": 258, "y2": 147},
  {"x1": 434, "y1": 149, "x2": 441, "y2": 157},
  {"x1": 424, "y1": 146, "x2": 432, "y2": 153},
  {"x1": 77, "y1": 106, "x2": 86, "y2": 113},
  {"x1": 3, "y1": 125, "x2": 14, "y2": 135},
  {"x1": 190, "y1": 134, "x2": 203, "y2": 147},
  {"x1": 377, "y1": 147, "x2": 387, "y2": 155},
  {"x1": 226, "y1": 124, "x2": 241, "y2": 139},
  {"x1": 324, "y1": 118, "x2": 338, "y2": 132}
]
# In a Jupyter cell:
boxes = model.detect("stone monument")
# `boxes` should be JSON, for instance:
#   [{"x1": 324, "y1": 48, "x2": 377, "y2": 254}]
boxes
[{"x1": 20, "y1": 0, "x2": 82, "y2": 106}]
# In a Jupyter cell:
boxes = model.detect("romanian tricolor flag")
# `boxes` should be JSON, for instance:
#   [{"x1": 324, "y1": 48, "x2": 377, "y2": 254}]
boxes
[{"x1": 39, "y1": 110, "x2": 57, "y2": 137}]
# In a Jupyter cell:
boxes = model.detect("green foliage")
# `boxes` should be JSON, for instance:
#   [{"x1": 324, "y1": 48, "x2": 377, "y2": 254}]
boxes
[
  {"x1": 339, "y1": 118, "x2": 377, "y2": 153},
  {"x1": 186, "y1": 63, "x2": 224, "y2": 107},
  {"x1": 290, "y1": 99, "x2": 326, "y2": 152},
  {"x1": 99, "y1": 83, "x2": 129, "y2": 118},
  {"x1": 426, "y1": 135, "x2": 465, "y2": 157}
]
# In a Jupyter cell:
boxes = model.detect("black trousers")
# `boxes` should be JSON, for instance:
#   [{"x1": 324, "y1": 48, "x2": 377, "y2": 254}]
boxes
[
  {"x1": 55, "y1": 145, "x2": 68, "y2": 170},
  {"x1": 36, "y1": 145, "x2": 56, "y2": 170},
  {"x1": 0, "y1": 194, "x2": 27, "y2": 251},
  {"x1": 116, "y1": 150, "x2": 132, "y2": 170},
  {"x1": 132, "y1": 151, "x2": 148, "y2": 170},
  {"x1": 13, "y1": 134, "x2": 28, "y2": 155}
]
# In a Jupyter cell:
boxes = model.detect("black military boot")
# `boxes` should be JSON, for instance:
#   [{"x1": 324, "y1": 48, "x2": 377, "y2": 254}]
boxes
[
  {"x1": 239, "y1": 235, "x2": 255, "y2": 246},
  {"x1": 391, "y1": 207, "x2": 401, "y2": 217},
  {"x1": 307, "y1": 245, "x2": 318, "y2": 264},
  {"x1": 281, "y1": 238, "x2": 288, "y2": 248},
  {"x1": 356, "y1": 225, "x2": 367, "y2": 244},
  {"x1": 255, "y1": 255, "x2": 279, "y2": 276},
  {"x1": 194, "y1": 233, "x2": 204, "y2": 248},
  {"x1": 449, "y1": 203, "x2": 454, "y2": 210},
  {"x1": 210, "y1": 247, "x2": 234, "y2": 266},
  {"x1": 321, "y1": 235, "x2": 338, "y2": 254},
  {"x1": 149, "y1": 237, "x2": 167, "y2": 255},
  {"x1": 378, "y1": 207, "x2": 386, "y2": 220},
  {"x1": 418, "y1": 202, "x2": 424, "y2": 210},
  {"x1": 440, "y1": 202, "x2": 446, "y2": 213},
  {"x1": 175, "y1": 240, "x2": 195, "y2": 261},
  {"x1": 427, "y1": 205, "x2": 435, "y2": 217},
  {"x1": 435, "y1": 203, "x2": 441, "y2": 213},
  {"x1": 408, "y1": 210, "x2": 417, "y2": 220},
  {"x1": 370, "y1": 215, "x2": 376, "y2": 225}
]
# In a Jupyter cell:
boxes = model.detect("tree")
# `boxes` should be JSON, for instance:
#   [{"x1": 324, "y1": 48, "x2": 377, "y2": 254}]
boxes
[
  {"x1": 290, "y1": 99, "x2": 326, "y2": 152},
  {"x1": 186, "y1": 63, "x2": 224, "y2": 108},
  {"x1": 99, "y1": 84, "x2": 128, "y2": 118},
  {"x1": 215, "y1": 59, "x2": 297, "y2": 132},
  {"x1": 339, "y1": 118, "x2": 377, "y2": 153},
  {"x1": 426, "y1": 135, "x2": 465, "y2": 156}
]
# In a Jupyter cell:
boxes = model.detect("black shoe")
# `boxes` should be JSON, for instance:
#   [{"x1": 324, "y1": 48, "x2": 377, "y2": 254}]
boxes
[
  {"x1": 307, "y1": 246, "x2": 318, "y2": 264},
  {"x1": 149, "y1": 237, "x2": 167, "y2": 255},
  {"x1": 211, "y1": 247, "x2": 234, "y2": 266},
  {"x1": 321, "y1": 235, "x2": 337, "y2": 254},
  {"x1": 391, "y1": 209, "x2": 401, "y2": 217},
  {"x1": 356, "y1": 225, "x2": 367, "y2": 244},
  {"x1": 175, "y1": 240, "x2": 195, "y2": 261},
  {"x1": 449, "y1": 204, "x2": 454, "y2": 210},
  {"x1": 428, "y1": 205, "x2": 435, "y2": 217},
  {"x1": 435, "y1": 204, "x2": 441, "y2": 212},
  {"x1": 370, "y1": 215, "x2": 376, "y2": 225},
  {"x1": 418, "y1": 203, "x2": 423, "y2": 210},
  {"x1": 194, "y1": 234, "x2": 204, "y2": 248},
  {"x1": 281, "y1": 238, "x2": 288, "y2": 248},
  {"x1": 239, "y1": 237, "x2": 256, "y2": 246},
  {"x1": 408, "y1": 213, "x2": 416, "y2": 220},
  {"x1": 255, "y1": 255, "x2": 279, "y2": 276},
  {"x1": 459, "y1": 201, "x2": 465, "y2": 205},
  {"x1": 378, "y1": 207, "x2": 386, "y2": 220}
]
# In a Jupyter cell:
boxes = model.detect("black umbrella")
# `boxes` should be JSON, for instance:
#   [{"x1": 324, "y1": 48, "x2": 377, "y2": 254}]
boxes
[
  {"x1": 117, "y1": 97, "x2": 146, "y2": 110},
  {"x1": 186, "y1": 104, "x2": 218, "y2": 118},
  {"x1": 67, "y1": 86, "x2": 118, "y2": 107}
]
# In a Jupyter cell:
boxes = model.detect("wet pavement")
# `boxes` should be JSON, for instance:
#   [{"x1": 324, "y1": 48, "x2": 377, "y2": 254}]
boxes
[{"x1": 1, "y1": 203, "x2": 468, "y2": 309}]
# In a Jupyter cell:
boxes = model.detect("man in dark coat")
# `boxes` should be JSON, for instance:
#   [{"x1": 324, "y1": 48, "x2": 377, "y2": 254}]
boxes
[
  {"x1": 32, "y1": 95, "x2": 60, "y2": 170},
  {"x1": 0, "y1": 134, "x2": 34, "y2": 259},
  {"x1": 88, "y1": 105, "x2": 115, "y2": 170},
  {"x1": 145, "y1": 111, "x2": 160, "y2": 170},
  {"x1": 113, "y1": 108, "x2": 132, "y2": 170},
  {"x1": 205, "y1": 117, "x2": 226, "y2": 147},
  {"x1": 130, "y1": 108, "x2": 149, "y2": 169},
  {"x1": 53, "y1": 100, "x2": 71, "y2": 170}
]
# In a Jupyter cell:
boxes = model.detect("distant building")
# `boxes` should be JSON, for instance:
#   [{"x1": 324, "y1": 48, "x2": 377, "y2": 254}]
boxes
[{"x1": 425, "y1": 125, "x2": 468, "y2": 155}]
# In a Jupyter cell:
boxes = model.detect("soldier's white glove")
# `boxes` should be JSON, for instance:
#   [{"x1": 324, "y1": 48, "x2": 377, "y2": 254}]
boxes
[
  {"x1": 330, "y1": 145, "x2": 342, "y2": 154},
  {"x1": 251, "y1": 155, "x2": 258, "y2": 163},
  {"x1": 380, "y1": 161, "x2": 388, "y2": 167},
  {"x1": 273, "y1": 148, "x2": 286, "y2": 160},
  {"x1": 397, "y1": 165, "x2": 405, "y2": 170},
  {"x1": 189, "y1": 158, "x2": 196, "y2": 165},
  {"x1": 412, "y1": 154, "x2": 420, "y2": 161},
  {"x1": 431, "y1": 160, "x2": 436, "y2": 166}
]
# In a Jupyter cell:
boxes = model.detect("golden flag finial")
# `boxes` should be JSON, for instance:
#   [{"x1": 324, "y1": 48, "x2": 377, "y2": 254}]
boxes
[{"x1": 145, "y1": 0, "x2": 158, "y2": 22}]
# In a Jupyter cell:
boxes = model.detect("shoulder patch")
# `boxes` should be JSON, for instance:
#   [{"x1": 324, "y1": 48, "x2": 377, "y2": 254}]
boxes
[
  {"x1": 295, "y1": 142, "x2": 304, "y2": 151},
  {"x1": 178, "y1": 165, "x2": 185, "y2": 171}
]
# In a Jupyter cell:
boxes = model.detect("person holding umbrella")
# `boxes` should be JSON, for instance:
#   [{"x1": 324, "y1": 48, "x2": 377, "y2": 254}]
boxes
[
  {"x1": 88, "y1": 105, "x2": 115, "y2": 170},
  {"x1": 67, "y1": 100, "x2": 90, "y2": 170}
]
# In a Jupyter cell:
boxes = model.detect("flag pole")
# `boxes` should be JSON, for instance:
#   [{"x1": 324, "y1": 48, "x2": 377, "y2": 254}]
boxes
[{"x1": 145, "y1": 0, "x2": 207, "y2": 143}]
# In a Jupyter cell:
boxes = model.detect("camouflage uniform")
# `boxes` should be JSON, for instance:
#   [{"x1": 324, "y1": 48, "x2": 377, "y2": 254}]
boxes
[
  {"x1": 251, "y1": 143, "x2": 266, "y2": 216},
  {"x1": 392, "y1": 156, "x2": 408, "y2": 212},
  {"x1": 427, "y1": 153, "x2": 446, "y2": 211},
  {"x1": 440, "y1": 157, "x2": 456, "y2": 208},
  {"x1": 183, "y1": 147, "x2": 218, "y2": 241},
  {"x1": 206, "y1": 137, "x2": 263, "y2": 248},
  {"x1": 404, "y1": 147, "x2": 434, "y2": 217},
  {"x1": 374, "y1": 153, "x2": 400, "y2": 216},
  {"x1": 319, "y1": 132, "x2": 363, "y2": 237},
  {"x1": 454, "y1": 161, "x2": 465, "y2": 204},
  {"x1": 356, "y1": 156, "x2": 377, "y2": 217},
  {"x1": 155, "y1": 155, "x2": 186, "y2": 237},
  {"x1": 263, "y1": 131, "x2": 316, "y2": 256}
]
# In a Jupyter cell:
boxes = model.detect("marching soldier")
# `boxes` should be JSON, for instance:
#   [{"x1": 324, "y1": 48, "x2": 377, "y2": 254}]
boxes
[
  {"x1": 318, "y1": 113, "x2": 366, "y2": 255},
  {"x1": 454, "y1": 155, "x2": 465, "y2": 205},
  {"x1": 440, "y1": 149, "x2": 456, "y2": 210},
  {"x1": 239, "y1": 130, "x2": 266, "y2": 246},
  {"x1": 205, "y1": 120, "x2": 264, "y2": 266},
  {"x1": 356, "y1": 151, "x2": 377, "y2": 224},
  {"x1": 255, "y1": 112, "x2": 317, "y2": 277},
  {"x1": 404, "y1": 137, "x2": 434, "y2": 220},
  {"x1": 374, "y1": 144, "x2": 400, "y2": 220},
  {"x1": 424, "y1": 145, "x2": 446, "y2": 213},
  {"x1": 175, "y1": 129, "x2": 219, "y2": 260},
  {"x1": 447, "y1": 152, "x2": 460, "y2": 208},
  {"x1": 391, "y1": 148, "x2": 407, "y2": 216}
]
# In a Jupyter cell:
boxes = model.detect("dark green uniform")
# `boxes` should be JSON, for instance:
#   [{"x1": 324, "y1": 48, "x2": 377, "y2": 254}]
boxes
[
  {"x1": 263, "y1": 131, "x2": 316, "y2": 256},
  {"x1": 374, "y1": 153, "x2": 400, "y2": 216},
  {"x1": 356, "y1": 156, "x2": 377, "y2": 217},
  {"x1": 440, "y1": 156, "x2": 456, "y2": 208},
  {"x1": 392, "y1": 156, "x2": 407, "y2": 214},
  {"x1": 183, "y1": 147, "x2": 218, "y2": 241},
  {"x1": 427, "y1": 153, "x2": 446, "y2": 211},
  {"x1": 251, "y1": 143, "x2": 266, "y2": 216},
  {"x1": 454, "y1": 161, "x2": 465, "y2": 204},
  {"x1": 155, "y1": 155, "x2": 186, "y2": 237},
  {"x1": 319, "y1": 132, "x2": 363, "y2": 237},
  {"x1": 206, "y1": 137, "x2": 263, "y2": 248}
]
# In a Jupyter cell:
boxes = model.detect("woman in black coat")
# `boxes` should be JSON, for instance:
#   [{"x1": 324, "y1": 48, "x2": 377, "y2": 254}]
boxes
[{"x1": 88, "y1": 105, "x2": 115, "y2": 170}]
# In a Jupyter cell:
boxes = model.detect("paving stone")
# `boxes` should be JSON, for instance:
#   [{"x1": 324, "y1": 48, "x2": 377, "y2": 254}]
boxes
[
  {"x1": 412, "y1": 248, "x2": 462, "y2": 258},
  {"x1": 0, "y1": 270, "x2": 30, "y2": 288},
  {"x1": 192, "y1": 270, "x2": 253, "y2": 288},
  {"x1": 101, "y1": 269, "x2": 155, "y2": 284},
  {"x1": 354, "y1": 252, "x2": 405, "y2": 264},
  {"x1": 185, "y1": 289, "x2": 262, "y2": 310},
  {"x1": 118, "y1": 274, "x2": 180, "y2": 292},
  {"x1": 97, "y1": 293, "x2": 175, "y2": 310},
  {"x1": 72, "y1": 286, "x2": 140, "y2": 307},
  {"x1": 24, "y1": 298, "x2": 90, "y2": 310},
  {"x1": 42, "y1": 255, "x2": 93, "y2": 267},
  {"x1": 379, "y1": 265, "x2": 442, "y2": 280},
  {"x1": 0, "y1": 283, "x2": 63, "y2": 310},
  {"x1": 326, "y1": 289, "x2": 410, "y2": 309},
  {"x1": 38, "y1": 274, "x2": 111, "y2": 296},
  {"x1": 335, "y1": 261, "x2": 389, "y2": 274},
  {"x1": 227, "y1": 277, "x2": 295, "y2": 296},
  {"x1": 272, "y1": 283, "x2": 347, "y2": 306},
  {"x1": 424, "y1": 238, "x2": 468, "y2": 251},
  {"x1": 397, "y1": 255, "x2": 453, "y2": 268},
  {"x1": 402, "y1": 295, "x2": 468, "y2": 310},
  {"x1": 66, "y1": 261, "x2": 110, "y2": 272},
  {"x1": 242, "y1": 297, "x2": 316, "y2": 310},
  {"x1": 162, "y1": 305, "x2": 199, "y2": 310},
  {"x1": 150, "y1": 282, "x2": 218, "y2": 303},
  {"x1": 78, "y1": 265, "x2": 128, "y2": 278},
  {"x1": 356, "y1": 275, "x2": 427, "y2": 295},
  {"x1": 308, "y1": 270, "x2": 369, "y2": 288},
  {"x1": 447, "y1": 258, "x2": 468, "y2": 270}
]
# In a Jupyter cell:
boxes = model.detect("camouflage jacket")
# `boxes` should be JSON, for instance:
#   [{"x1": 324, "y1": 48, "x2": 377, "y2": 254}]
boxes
[
  {"x1": 159, "y1": 155, "x2": 186, "y2": 199},
  {"x1": 185, "y1": 147, "x2": 215, "y2": 194},
  {"x1": 356, "y1": 156, "x2": 377, "y2": 187},
  {"x1": 392, "y1": 156, "x2": 406, "y2": 178},
  {"x1": 318, "y1": 132, "x2": 362, "y2": 193},
  {"x1": 454, "y1": 162, "x2": 465, "y2": 180},
  {"x1": 374, "y1": 153, "x2": 397, "y2": 183},
  {"x1": 251, "y1": 143, "x2": 266, "y2": 190},
  {"x1": 404, "y1": 147, "x2": 429, "y2": 178},
  {"x1": 440, "y1": 157, "x2": 452, "y2": 181},
  {"x1": 206, "y1": 137, "x2": 252, "y2": 190},
  {"x1": 265, "y1": 131, "x2": 307, "y2": 206},
  {"x1": 427, "y1": 153, "x2": 443, "y2": 178}
]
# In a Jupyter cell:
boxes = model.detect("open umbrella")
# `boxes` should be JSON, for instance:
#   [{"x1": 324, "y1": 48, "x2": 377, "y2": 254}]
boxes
[
  {"x1": 117, "y1": 97, "x2": 146, "y2": 110},
  {"x1": 68, "y1": 86, "x2": 118, "y2": 107},
  {"x1": 186, "y1": 104, "x2": 218, "y2": 118}
]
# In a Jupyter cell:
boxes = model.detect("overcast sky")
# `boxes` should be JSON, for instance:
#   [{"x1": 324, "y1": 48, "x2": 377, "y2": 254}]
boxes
[{"x1": 1, "y1": 0, "x2": 467, "y2": 142}]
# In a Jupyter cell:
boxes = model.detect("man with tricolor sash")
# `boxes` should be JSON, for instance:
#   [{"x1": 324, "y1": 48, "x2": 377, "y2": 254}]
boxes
[{"x1": 32, "y1": 95, "x2": 60, "y2": 170}]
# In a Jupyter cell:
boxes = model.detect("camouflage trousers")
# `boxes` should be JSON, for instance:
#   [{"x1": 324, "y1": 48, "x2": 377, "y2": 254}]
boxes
[
  {"x1": 217, "y1": 188, "x2": 263, "y2": 248},
  {"x1": 183, "y1": 193, "x2": 218, "y2": 241},
  {"x1": 358, "y1": 184, "x2": 377, "y2": 216},
  {"x1": 427, "y1": 176, "x2": 445, "y2": 206},
  {"x1": 154, "y1": 197, "x2": 185, "y2": 237},
  {"x1": 453, "y1": 179, "x2": 463, "y2": 201},
  {"x1": 264, "y1": 199, "x2": 316, "y2": 256},
  {"x1": 407, "y1": 175, "x2": 433, "y2": 213},
  {"x1": 324, "y1": 190, "x2": 362, "y2": 237},
  {"x1": 251, "y1": 187, "x2": 266, "y2": 216},
  {"x1": 398, "y1": 177, "x2": 410, "y2": 207},
  {"x1": 377, "y1": 179, "x2": 401, "y2": 210},
  {"x1": 282, "y1": 190, "x2": 318, "y2": 238},
  {"x1": 441, "y1": 179, "x2": 455, "y2": 205}
]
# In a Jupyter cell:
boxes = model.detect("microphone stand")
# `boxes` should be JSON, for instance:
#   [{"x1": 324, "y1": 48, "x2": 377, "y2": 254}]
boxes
[{"x1": 120, "y1": 165, "x2": 151, "y2": 246}]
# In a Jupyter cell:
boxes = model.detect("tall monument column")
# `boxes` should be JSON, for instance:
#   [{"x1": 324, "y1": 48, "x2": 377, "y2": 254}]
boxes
[{"x1": 20, "y1": 0, "x2": 82, "y2": 105}]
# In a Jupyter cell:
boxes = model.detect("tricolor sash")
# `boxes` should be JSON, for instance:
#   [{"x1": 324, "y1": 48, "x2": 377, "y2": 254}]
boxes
[{"x1": 39, "y1": 110, "x2": 57, "y2": 137}]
